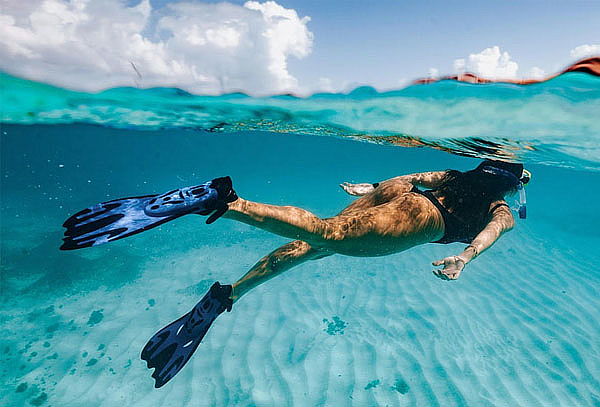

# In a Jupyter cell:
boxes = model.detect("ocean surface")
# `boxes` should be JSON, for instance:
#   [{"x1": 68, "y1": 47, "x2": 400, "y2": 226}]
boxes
[{"x1": 1, "y1": 73, "x2": 599, "y2": 407}]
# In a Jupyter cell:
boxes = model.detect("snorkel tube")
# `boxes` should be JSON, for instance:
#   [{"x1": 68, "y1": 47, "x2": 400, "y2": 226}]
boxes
[
  {"x1": 517, "y1": 182, "x2": 527, "y2": 219},
  {"x1": 481, "y1": 165, "x2": 529, "y2": 219}
]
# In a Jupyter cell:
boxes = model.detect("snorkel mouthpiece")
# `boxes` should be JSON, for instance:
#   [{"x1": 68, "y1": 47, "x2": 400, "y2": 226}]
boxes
[
  {"x1": 521, "y1": 169, "x2": 532, "y2": 185},
  {"x1": 481, "y1": 165, "x2": 527, "y2": 219}
]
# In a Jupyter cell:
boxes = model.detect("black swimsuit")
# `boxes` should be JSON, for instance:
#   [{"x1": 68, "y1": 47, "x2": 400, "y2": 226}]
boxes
[{"x1": 411, "y1": 186, "x2": 477, "y2": 244}]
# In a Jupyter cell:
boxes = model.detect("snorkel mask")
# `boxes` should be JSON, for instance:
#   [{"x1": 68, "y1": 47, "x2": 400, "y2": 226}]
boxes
[{"x1": 481, "y1": 165, "x2": 531, "y2": 219}]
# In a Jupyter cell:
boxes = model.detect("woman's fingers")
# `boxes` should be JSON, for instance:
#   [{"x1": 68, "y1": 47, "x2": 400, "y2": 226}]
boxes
[
  {"x1": 433, "y1": 267, "x2": 460, "y2": 281},
  {"x1": 432, "y1": 269, "x2": 449, "y2": 280},
  {"x1": 432, "y1": 259, "x2": 444, "y2": 266},
  {"x1": 340, "y1": 182, "x2": 359, "y2": 196}
]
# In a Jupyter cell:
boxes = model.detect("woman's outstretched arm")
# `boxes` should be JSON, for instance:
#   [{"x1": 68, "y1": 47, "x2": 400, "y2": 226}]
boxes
[
  {"x1": 340, "y1": 171, "x2": 449, "y2": 196},
  {"x1": 432, "y1": 200, "x2": 515, "y2": 281}
]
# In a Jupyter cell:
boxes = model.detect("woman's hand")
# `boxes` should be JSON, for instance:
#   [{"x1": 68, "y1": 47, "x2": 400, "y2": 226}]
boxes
[
  {"x1": 432, "y1": 256, "x2": 467, "y2": 281},
  {"x1": 340, "y1": 182, "x2": 375, "y2": 196}
]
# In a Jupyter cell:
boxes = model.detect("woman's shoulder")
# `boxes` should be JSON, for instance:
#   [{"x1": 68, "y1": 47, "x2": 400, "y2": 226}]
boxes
[{"x1": 487, "y1": 199, "x2": 515, "y2": 227}]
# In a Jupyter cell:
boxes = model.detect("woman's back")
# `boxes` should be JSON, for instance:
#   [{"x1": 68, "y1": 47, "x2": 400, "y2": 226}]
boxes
[{"x1": 427, "y1": 164, "x2": 521, "y2": 244}]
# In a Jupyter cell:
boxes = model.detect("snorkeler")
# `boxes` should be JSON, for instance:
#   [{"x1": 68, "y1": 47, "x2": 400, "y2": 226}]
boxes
[{"x1": 61, "y1": 159, "x2": 530, "y2": 388}]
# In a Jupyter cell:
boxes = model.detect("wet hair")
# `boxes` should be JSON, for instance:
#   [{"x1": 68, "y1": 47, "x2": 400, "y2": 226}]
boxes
[{"x1": 436, "y1": 160, "x2": 524, "y2": 220}]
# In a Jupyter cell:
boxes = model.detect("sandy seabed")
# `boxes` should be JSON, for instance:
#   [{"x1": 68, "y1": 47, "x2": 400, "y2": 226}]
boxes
[{"x1": 2, "y1": 214, "x2": 599, "y2": 407}]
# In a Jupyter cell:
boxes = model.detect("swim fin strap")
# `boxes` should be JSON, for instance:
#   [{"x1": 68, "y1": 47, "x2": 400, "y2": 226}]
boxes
[{"x1": 141, "y1": 282, "x2": 233, "y2": 388}]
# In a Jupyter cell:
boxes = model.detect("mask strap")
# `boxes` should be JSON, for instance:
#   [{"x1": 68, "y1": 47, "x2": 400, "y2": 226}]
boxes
[{"x1": 481, "y1": 165, "x2": 520, "y2": 185}]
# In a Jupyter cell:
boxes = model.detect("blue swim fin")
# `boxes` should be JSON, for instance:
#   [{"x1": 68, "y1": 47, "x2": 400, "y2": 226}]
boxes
[
  {"x1": 61, "y1": 177, "x2": 237, "y2": 250},
  {"x1": 141, "y1": 282, "x2": 233, "y2": 388}
]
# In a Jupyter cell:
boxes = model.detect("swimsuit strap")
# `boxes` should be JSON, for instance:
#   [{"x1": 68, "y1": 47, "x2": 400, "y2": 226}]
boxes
[{"x1": 489, "y1": 202, "x2": 510, "y2": 213}]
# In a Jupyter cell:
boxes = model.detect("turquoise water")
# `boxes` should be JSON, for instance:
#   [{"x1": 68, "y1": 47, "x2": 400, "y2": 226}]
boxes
[{"x1": 1, "y1": 75, "x2": 600, "y2": 406}]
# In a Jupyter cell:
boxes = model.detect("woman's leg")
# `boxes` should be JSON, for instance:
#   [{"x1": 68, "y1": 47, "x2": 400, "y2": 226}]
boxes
[
  {"x1": 223, "y1": 199, "x2": 340, "y2": 246},
  {"x1": 231, "y1": 240, "x2": 332, "y2": 302},
  {"x1": 223, "y1": 179, "x2": 413, "y2": 248},
  {"x1": 338, "y1": 179, "x2": 414, "y2": 215}
]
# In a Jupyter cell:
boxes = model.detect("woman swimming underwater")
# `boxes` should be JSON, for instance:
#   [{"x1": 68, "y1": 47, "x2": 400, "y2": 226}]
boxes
[{"x1": 61, "y1": 159, "x2": 531, "y2": 388}]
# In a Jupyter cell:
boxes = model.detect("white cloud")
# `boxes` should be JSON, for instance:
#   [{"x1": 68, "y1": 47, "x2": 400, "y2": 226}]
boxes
[
  {"x1": 528, "y1": 66, "x2": 546, "y2": 79},
  {"x1": 316, "y1": 77, "x2": 334, "y2": 92},
  {"x1": 453, "y1": 58, "x2": 466, "y2": 74},
  {"x1": 453, "y1": 46, "x2": 519, "y2": 79},
  {"x1": 0, "y1": 0, "x2": 313, "y2": 95},
  {"x1": 427, "y1": 67, "x2": 439, "y2": 78},
  {"x1": 570, "y1": 44, "x2": 600, "y2": 60}
]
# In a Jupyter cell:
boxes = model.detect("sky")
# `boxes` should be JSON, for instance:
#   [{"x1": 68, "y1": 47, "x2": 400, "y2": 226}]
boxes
[{"x1": 1, "y1": 0, "x2": 599, "y2": 95}]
